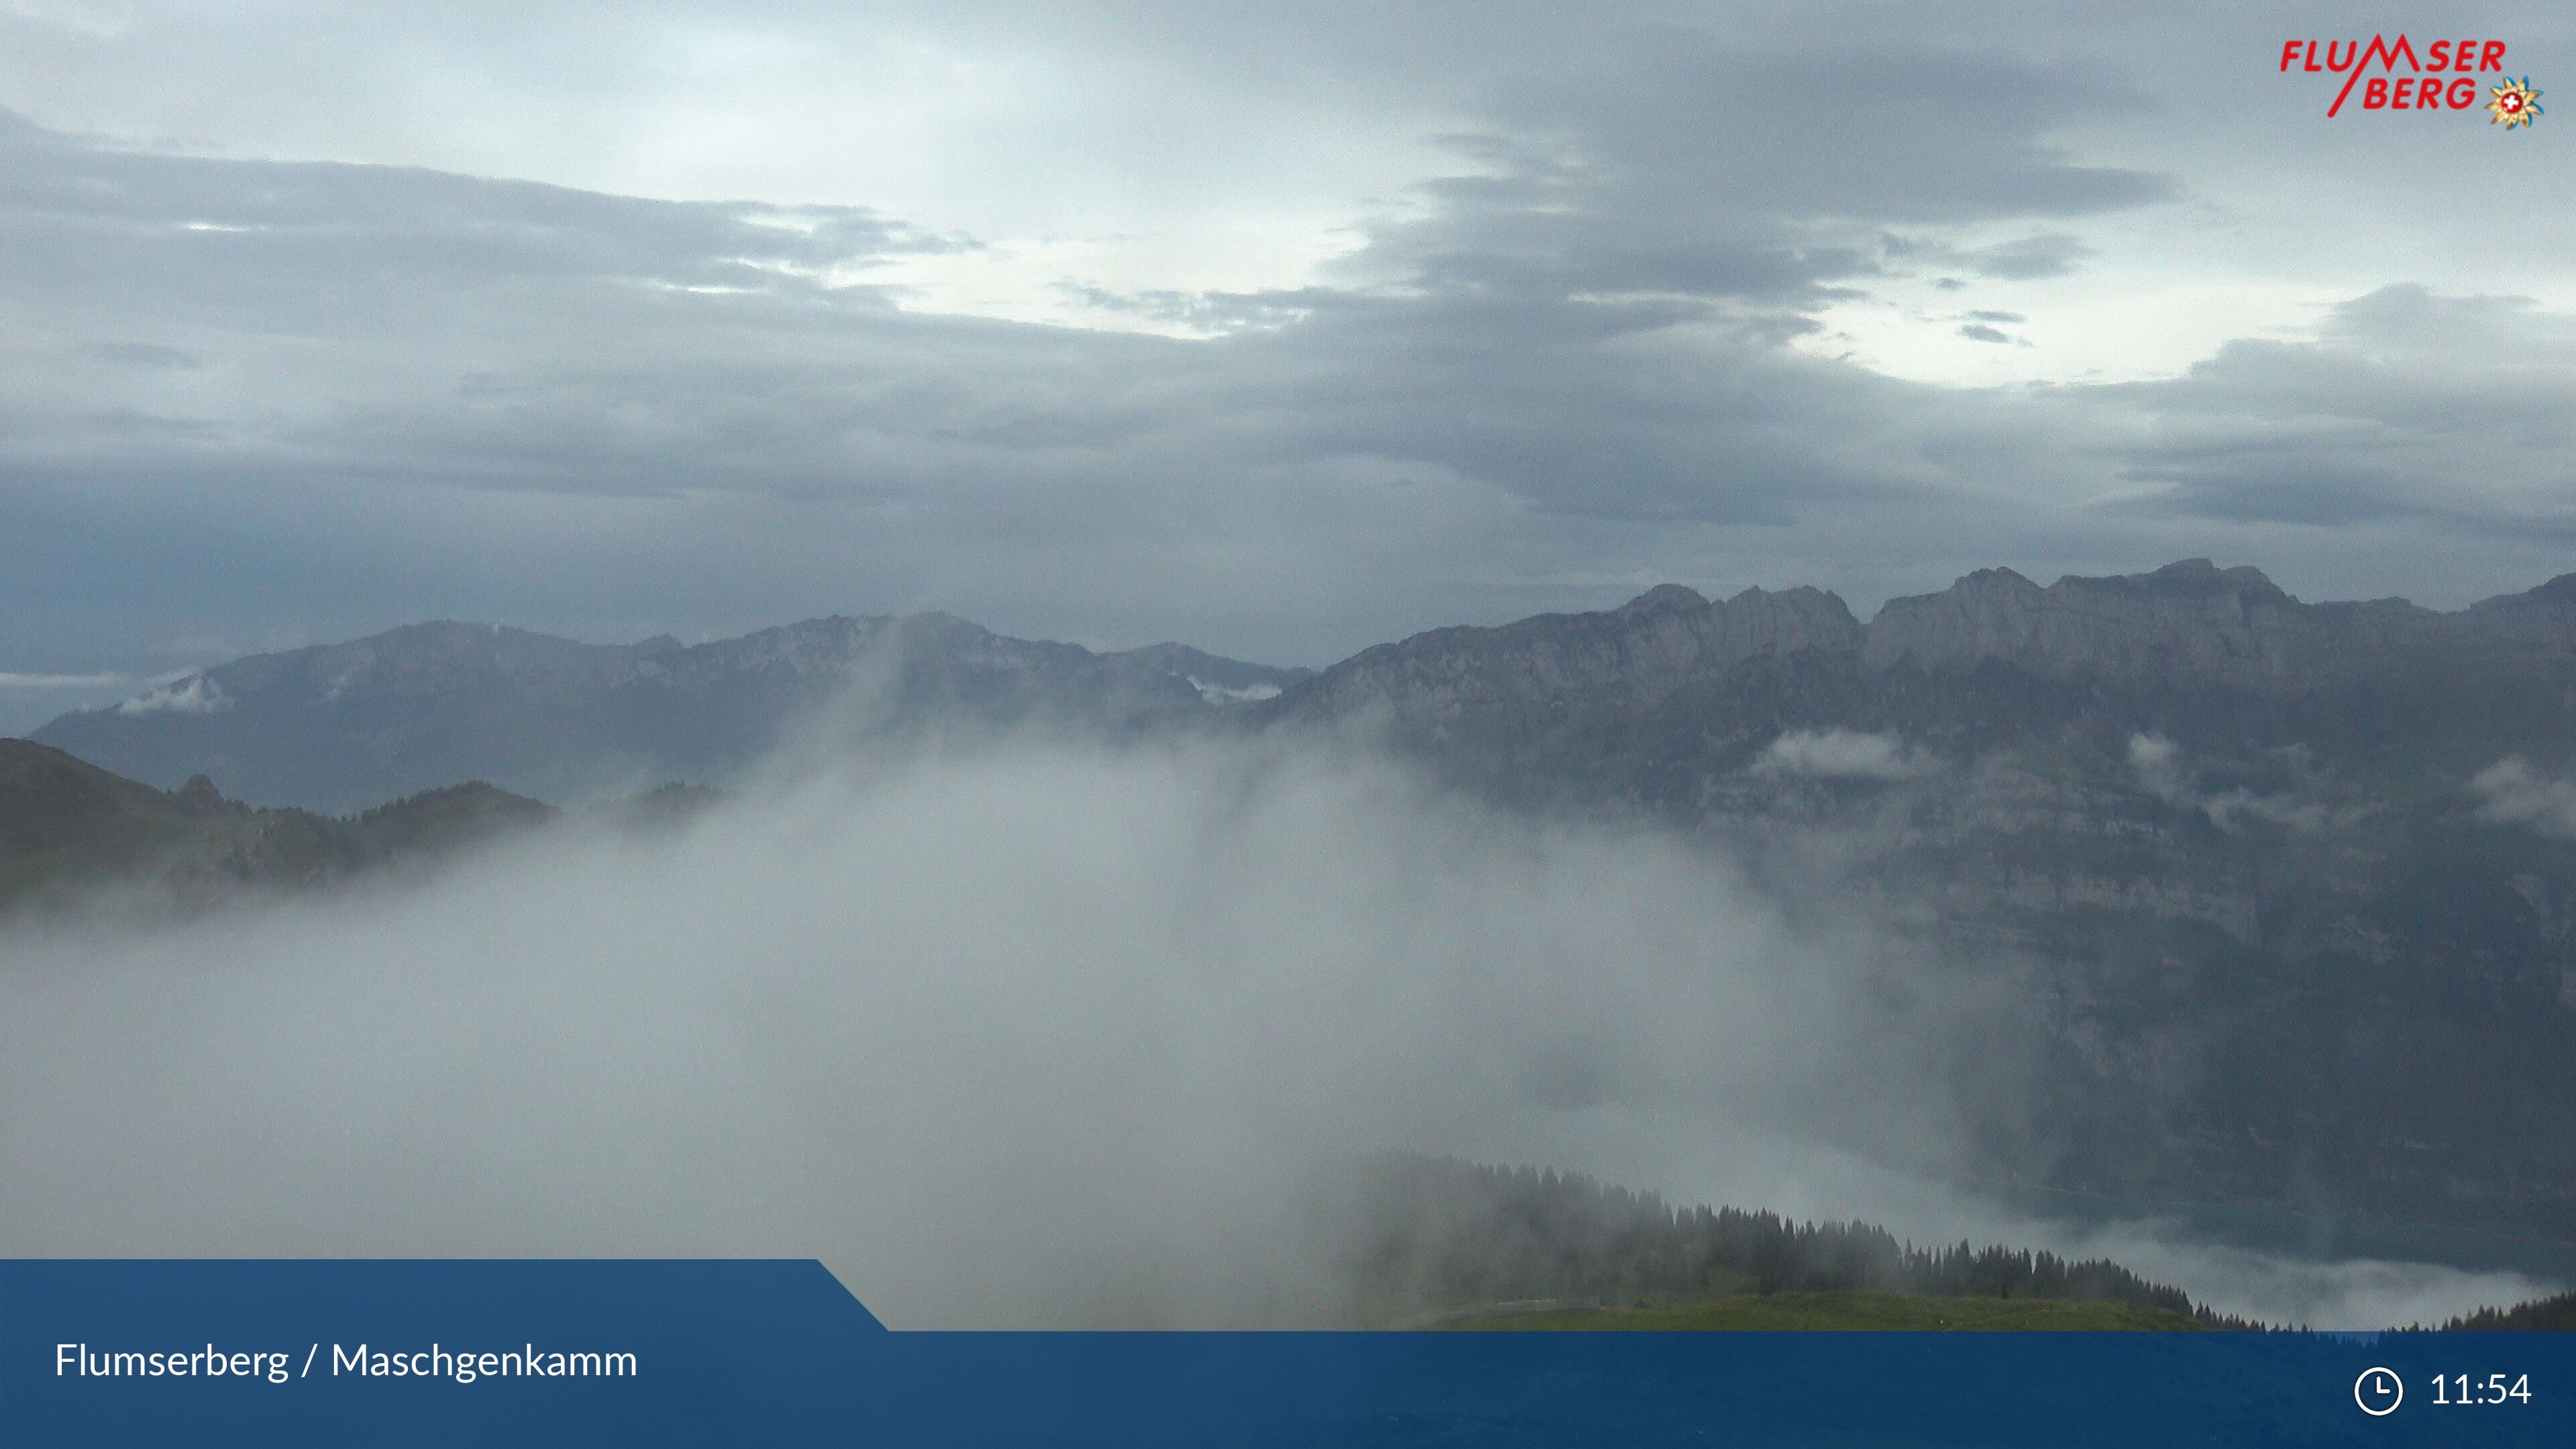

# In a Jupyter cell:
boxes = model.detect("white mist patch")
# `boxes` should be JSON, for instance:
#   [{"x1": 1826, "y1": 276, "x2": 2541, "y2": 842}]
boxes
[
  {"x1": 2471, "y1": 757, "x2": 2576, "y2": 840},
  {"x1": 2053, "y1": 1229, "x2": 2561, "y2": 1332},
  {"x1": 2127, "y1": 733, "x2": 2345, "y2": 833},
  {"x1": 1185, "y1": 676, "x2": 1282, "y2": 704},
  {"x1": 1751, "y1": 729, "x2": 1930, "y2": 781},
  {"x1": 113, "y1": 674, "x2": 228, "y2": 715},
  {"x1": 0, "y1": 737, "x2": 2546, "y2": 1330}
]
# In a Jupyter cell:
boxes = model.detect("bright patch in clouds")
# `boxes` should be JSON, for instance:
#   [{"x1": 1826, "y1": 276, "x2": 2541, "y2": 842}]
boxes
[
  {"x1": 1799, "y1": 275, "x2": 2347, "y2": 388},
  {"x1": 0, "y1": 672, "x2": 128, "y2": 690},
  {"x1": 5, "y1": 4, "x2": 2576, "y2": 674},
  {"x1": 870, "y1": 223, "x2": 1366, "y2": 337}
]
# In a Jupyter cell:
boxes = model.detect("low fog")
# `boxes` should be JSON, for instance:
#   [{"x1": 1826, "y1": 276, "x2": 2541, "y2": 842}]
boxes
[{"x1": 0, "y1": 736, "x2": 2553, "y2": 1328}]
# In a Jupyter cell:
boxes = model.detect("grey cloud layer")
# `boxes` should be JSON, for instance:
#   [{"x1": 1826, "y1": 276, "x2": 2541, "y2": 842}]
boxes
[
  {"x1": 2093, "y1": 288, "x2": 2576, "y2": 533},
  {"x1": 4, "y1": 11, "x2": 2574, "y2": 690}
]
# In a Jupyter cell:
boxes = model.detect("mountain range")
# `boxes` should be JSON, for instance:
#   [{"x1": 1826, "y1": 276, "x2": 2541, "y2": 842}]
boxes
[
  {"x1": 30, "y1": 614, "x2": 1311, "y2": 813},
  {"x1": 17, "y1": 558, "x2": 2576, "y2": 1261},
  {"x1": 1242, "y1": 560, "x2": 2576, "y2": 1258},
  {"x1": 34, "y1": 558, "x2": 2576, "y2": 814}
]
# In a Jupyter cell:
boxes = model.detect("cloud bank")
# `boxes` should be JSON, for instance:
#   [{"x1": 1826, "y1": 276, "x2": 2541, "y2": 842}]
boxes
[
  {"x1": 111, "y1": 674, "x2": 227, "y2": 715},
  {"x1": 0, "y1": 736, "x2": 2546, "y2": 1328},
  {"x1": 0, "y1": 739, "x2": 1941, "y2": 1326},
  {"x1": 8, "y1": 8, "x2": 2576, "y2": 692}
]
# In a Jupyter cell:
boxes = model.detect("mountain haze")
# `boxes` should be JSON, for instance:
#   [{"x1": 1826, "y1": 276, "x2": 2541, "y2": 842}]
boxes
[
  {"x1": 21, "y1": 559, "x2": 2576, "y2": 1254},
  {"x1": 31, "y1": 615, "x2": 1308, "y2": 812}
]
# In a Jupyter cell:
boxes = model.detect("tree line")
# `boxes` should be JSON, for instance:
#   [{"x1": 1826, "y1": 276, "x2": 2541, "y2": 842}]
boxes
[{"x1": 1346, "y1": 1155, "x2": 2261, "y2": 1326}]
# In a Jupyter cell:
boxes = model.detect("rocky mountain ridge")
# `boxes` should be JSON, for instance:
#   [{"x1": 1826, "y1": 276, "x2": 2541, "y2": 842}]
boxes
[
  {"x1": 1268, "y1": 559, "x2": 2576, "y2": 728},
  {"x1": 1250, "y1": 560, "x2": 2576, "y2": 1256},
  {"x1": 30, "y1": 614, "x2": 1309, "y2": 812}
]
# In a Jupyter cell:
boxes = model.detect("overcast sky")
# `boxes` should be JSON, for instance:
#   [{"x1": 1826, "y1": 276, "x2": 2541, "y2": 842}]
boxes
[{"x1": 4, "y1": 1, "x2": 2573, "y2": 729}]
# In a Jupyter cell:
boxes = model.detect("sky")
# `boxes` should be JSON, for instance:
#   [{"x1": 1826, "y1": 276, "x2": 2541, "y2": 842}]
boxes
[{"x1": 3, "y1": 1, "x2": 2574, "y2": 730}]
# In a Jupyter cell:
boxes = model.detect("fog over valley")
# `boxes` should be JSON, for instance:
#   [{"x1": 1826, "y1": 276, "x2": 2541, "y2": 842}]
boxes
[{"x1": 0, "y1": 732, "x2": 2556, "y2": 1328}]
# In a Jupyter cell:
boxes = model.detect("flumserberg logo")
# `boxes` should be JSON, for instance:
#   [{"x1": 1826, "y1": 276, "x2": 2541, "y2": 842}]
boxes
[{"x1": 2277, "y1": 35, "x2": 2544, "y2": 125}]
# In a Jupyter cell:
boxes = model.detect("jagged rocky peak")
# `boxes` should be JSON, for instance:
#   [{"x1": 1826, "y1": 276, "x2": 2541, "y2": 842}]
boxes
[
  {"x1": 1267, "y1": 579, "x2": 1866, "y2": 726},
  {"x1": 1524, "y1": 580, "x2": 1863, "y2": 676},
  {"x1": 1615, "y1": 583, "x2": 1710, "y2": 615},
  {"x1": 1862, "y1": 559, "x2": 2316, "y2": 686},
  {"x1": 2106, "y1": 557, "x2": 2292, "y2": 600},
  {"x1": 1609, "y1": 581, "x2": 1860, "y2": 638},
  {"x1": 1606, "y1": 580, "x2": 1865, "y2": 656},
  {"x1": 2447, "y1": 571, "x2": 2576, "y2": 665},
  {"x1": 1281, "y1": 559, "x2": 2576, "y2": 722},
  {"x1": 170, "y1": 773, "x2": 231, "y2": 815},
  {"x1": 1955, "y1": 565, "x2": 2042, "y2": 595},
  {"x1": 1714, "y1": 584, "x2": 1865, "y2": 653}
]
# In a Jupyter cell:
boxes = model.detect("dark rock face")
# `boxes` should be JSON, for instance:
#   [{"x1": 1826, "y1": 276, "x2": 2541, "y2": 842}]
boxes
[
  {"x1": 1280, "y1": 584, "x2": 1863, "y2": 736},
  {"x1": 1257, "y1": 562, "x2": 2576, "y2": 1249},
  {"x1": 1271, "y1": 559, "x2": 2576, "y2": 724},
  {"x1": 1860, "y1": 558, "x2": 2576, "y2": 691},
  {"x1": 1862, "y1": 561, "x2": 2315, "y2": 686},
  {"x1": 30, "y1": 616, "x2": 1305, "y2": 813}
]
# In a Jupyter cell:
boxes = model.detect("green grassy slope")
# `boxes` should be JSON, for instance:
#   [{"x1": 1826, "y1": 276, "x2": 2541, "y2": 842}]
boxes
[{"x1": 0, "y1": 739, "x2": 557, "y2": 913}]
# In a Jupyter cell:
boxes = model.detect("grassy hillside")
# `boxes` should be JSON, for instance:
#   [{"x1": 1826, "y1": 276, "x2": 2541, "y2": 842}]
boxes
[
  {"x1": 1, "y1": 740, "x2": 235, "y2": 896},
  {"x1": 0, "y1": 739, "x2": 555, "y2": 914},
  {"x1": 1438, "y1": 1291, "x2": 2212, "y2": 1332}
]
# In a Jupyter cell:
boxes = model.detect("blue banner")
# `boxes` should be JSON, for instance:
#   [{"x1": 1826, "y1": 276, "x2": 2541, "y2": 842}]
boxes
[{"x1": 4, "y1": 1260, "x2": 2567, "y2": 1445}]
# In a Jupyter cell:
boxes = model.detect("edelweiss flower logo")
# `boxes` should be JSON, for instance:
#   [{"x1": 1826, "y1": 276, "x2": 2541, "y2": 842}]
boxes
[{"x1": 2487, "y1": 76, "x2": 2544, "y2": 127}]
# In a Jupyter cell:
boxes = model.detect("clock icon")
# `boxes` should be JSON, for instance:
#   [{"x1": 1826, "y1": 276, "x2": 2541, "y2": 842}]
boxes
[{"x1": 2355, "y1": 1366, "x2": 2404, "y2": 1416}]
